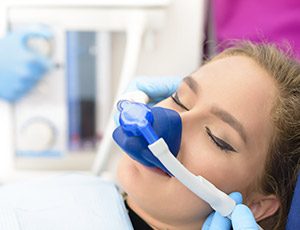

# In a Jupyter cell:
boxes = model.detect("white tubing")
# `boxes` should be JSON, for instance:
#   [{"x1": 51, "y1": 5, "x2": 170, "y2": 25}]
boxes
[
  {"x1": 148, "y1": 138, "x2": 264, "y2": 230},
  {"x1": 148, "y1": 138, "x2": 236, "y2": 217}
]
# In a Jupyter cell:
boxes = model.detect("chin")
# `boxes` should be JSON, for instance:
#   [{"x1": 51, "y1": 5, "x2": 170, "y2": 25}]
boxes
[
  {"x1": 116, "y1": 155, "x2": 138, "y2": 190},
  {"x1": 116, "y1": 154, "x2": 167, "y2": 201},
  {"x1": 116, "y1": 154, "x2": 212, "y2": 224}
]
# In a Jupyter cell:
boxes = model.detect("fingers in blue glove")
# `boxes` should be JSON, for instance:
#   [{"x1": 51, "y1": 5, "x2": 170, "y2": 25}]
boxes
[
  {"x1": 19, "y1": 25, "x2": 53, "y2": 46},
  {"x1": 135, "y1": 76, "x2": 182, "y2": 100},
  {"x1": 229, "y1": 192, "x2": 243, "y2": 204},
  {"x1": 203, "y1": 211, "x2": 232, "y2": 230},
  {"x1": 232, "y1": 204, "x2": 258, "y2": 230},
  {"x1": 27, "y1": 55, "x2": 53, "y2": 77},
  {"x1": 115, "y1": 76, "x2": 182, "y2": 124},
  {"x1": 202, "y1": 212, "x2": 214, "y2": 230},
  {"x1": 0, "y1": 27, "x2": 53, "y2": 102},
  {"x1": 201, "y1": 192, "x2": 243, "y2": 230},
  {"x1": 1, "y1": 80, "x2": 28, "y2": 102}
]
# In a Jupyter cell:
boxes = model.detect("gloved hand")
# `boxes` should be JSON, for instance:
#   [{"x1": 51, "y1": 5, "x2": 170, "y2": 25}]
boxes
[
  {"x1": 202, "y1": 192, "x2": 258, "y2": 230},
  {"x1": 114, "y1": 76, "x2": 182, "y2": 125},
  {"x1": 127, "y1": 76, "x2": 182, "y2": 104},
  {"x1": 0, "y1": 26, "x2": 53, "y2": 102},
  {"x1": 113, "y1": 77, "x2": 183, "y2": 173}
]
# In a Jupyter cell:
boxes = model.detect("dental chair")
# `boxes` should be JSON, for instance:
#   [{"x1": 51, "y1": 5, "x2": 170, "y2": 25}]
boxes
[
  {"x1": 0, "y1": 174, "x2": 133, "y2": 230},
  {"x1": 286, "y1": 173, "x2": 300, "y2": 229},
  {"x1": 0, "y1": 173, "x2": 297, "y2": 229}
]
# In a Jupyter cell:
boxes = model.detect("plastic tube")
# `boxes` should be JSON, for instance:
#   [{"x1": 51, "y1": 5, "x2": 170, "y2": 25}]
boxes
[
  {"x1": 149, "y1": 138, "x2": 264, "y2": 230},
  {"x1": 149, "y1": 138, "x2": 236, "y2": 217}
]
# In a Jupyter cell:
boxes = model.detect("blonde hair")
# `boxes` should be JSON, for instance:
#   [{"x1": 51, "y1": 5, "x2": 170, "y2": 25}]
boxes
[{"x1": 212, "y1": 42, "x2": 300, "y2": 230}]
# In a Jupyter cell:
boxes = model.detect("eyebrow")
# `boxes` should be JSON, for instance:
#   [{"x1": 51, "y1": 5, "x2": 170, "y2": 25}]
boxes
[
  {"x1": 183, "y1": 76, "x2": 247, "y2": 144},
  {"x1": 183, "y1": 76, "x2": 199, "y2": 94},
  {"x1": 210, "y1": 106, "x2": 248, "y2": 144}
]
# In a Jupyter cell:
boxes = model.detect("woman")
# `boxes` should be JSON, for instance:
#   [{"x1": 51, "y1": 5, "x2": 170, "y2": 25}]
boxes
[{"x1": 116, "y1": 42, "x2": 300, "y2": 230}]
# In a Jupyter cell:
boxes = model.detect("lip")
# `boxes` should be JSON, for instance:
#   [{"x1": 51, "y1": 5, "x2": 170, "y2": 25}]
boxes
[
  {"x1": 144, "y1": 165, "x2": 170, "y2": 177},
  {"x1": 128, "y1": 156, "x2": 171, "y2": 177}
]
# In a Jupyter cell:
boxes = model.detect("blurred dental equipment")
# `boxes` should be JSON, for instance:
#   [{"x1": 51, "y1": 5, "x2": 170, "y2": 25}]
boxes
[
  {"x1": 0, "y1": 174, "x2": 133, "y2": 230},
  {"x1": 0, "y1": 26, "x2": 53, "y2": 102},
  {"x1": 1, "y1": 0, "x2": 179, "y2": 180}
]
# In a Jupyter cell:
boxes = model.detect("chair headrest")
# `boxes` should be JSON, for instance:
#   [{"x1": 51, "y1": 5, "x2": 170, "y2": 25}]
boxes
[{"x1": 286, "y1": 174, "x2": 300, "y2": 229}]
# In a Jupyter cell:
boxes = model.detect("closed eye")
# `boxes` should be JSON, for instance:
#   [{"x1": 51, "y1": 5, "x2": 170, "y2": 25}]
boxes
[
  {"x1": 171, "y1": 92, "x2": 189, "y2": 111},
  {"x1": 206, "y1": 126, "x2": 237, "y2": 153}
]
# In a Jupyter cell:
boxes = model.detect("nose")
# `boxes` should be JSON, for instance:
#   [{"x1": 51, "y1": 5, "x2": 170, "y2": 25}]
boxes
[
  {"x1": 113, "y1": 101, "x2": 183, "y2": 175},
  {"x1": 174, "y1": 109, "x2": 200, "y2": 160}
]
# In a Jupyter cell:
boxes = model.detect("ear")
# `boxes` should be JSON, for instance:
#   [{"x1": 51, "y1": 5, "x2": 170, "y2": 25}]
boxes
[{"x1": 247, "y1": 193, "x2": 280, "y2": 222}]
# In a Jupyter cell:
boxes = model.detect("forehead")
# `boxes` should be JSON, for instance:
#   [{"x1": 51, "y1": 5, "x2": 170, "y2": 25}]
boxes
[
  {"x1": 193, "y1": 56, "x2": 277, "y2": 105},
  {"x1": 191, "y1": 55, "x2": 277, "y2": 147}
]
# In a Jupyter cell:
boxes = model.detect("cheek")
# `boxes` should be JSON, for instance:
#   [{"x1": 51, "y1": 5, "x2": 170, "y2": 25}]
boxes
[
  {"x1": 178, "y1": 126, "x2": 257, "y2": 195},
  {"x1": 155, "y1": 98, "x2": 179, "y2": 111},
  {"x1": 157, "y1": 99, "x2": 261, "y2": 195},
  {"x1": 116, "y1": 155, "x2": 137, "y2": 192}
]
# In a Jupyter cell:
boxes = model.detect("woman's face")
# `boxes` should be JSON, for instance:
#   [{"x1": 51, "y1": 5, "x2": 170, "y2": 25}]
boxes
[{"x1": 117, "y1": 56, "x2": 278, "y2": 229}]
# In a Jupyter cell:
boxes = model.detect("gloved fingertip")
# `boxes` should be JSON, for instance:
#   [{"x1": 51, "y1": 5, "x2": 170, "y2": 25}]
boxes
[
  {"x1": 147, "y1": 102, "x2": 156, "y2": 107},
  {"x1": 147, "y1": 97, "x2": 165, "y2": 107},
  {"x1": 28, "y1": 56, "x2": 53, "y2": 78},
  {"x1": 173, "y1": 76, "x2": 184, "y2": 85},
  {"x1": 202, "y1": 212, "x2": 214, "y2": 230},
  {"x1": 209, "y1": 211, "x2": 231, "y2": 230},
  {"x1": 0, "y1": 94, "x2": 13, "y2": 102},
  {"x1": 135, "y1": 79, "x2": 152, "y2": 90},
  {"x1": 125, "y1": 79, "x2": 138, "y2": 92},
  {"x1": 233, "y1": 204, "x2": 256, "y2": 219},
  {"x1": 232, "y1": 204, "x2": 258, "y2": 229},
  {"x1": 136, "y1": 82, "x2": 159, "y2": 98},
  {"x1": 7, "y1": 91, "x2": 22, "y2": 102},
  {"x1": 39, "y1": 56, "x2": 54, "y2": 71},
  {"x1": 229, "y1": 192, "x2": 243, "y2": 204}
]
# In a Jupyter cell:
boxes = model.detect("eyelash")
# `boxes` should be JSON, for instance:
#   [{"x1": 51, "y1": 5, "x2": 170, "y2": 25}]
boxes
[
  {"x1": 171, "y1": 92, "x2": 236, "y2": 153},
  {"x1": 206, "y1": 127, "x2": 237, "y2": 153},
  {"x1": 171, "y1": 92, "x2": 190, "y2": 111}
]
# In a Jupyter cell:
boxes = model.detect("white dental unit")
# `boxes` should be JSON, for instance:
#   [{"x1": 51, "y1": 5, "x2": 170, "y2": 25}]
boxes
[
  {"x1": 0, "y1": 0, "x2": 209, "y2": 181},
  {"x1": 0, "y1": 1, "x2": 259, "y2": 229},
  {"x1": 0, "y1": 0, "x2": 205, "y2": 183}
]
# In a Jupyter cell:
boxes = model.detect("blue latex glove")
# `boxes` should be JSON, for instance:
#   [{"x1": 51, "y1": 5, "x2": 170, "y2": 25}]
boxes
[
  {"x1": 202, "y1": 192, "x2": 258, "y2": 230},
  {"x1": 0, "y1": 26, "x2": 53, "y2": 102},
  {"x1": 114, "y1": 76, "x2": 182, "y2": 125},
  {"x1": 127, "y1": 76, "x2": 182, "y2": 104}
]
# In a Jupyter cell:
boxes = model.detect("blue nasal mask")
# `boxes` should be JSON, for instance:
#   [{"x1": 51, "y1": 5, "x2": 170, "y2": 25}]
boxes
[
  {"x1": 112, "y1": 98, "x2": 241, "y2": 220},
  {"x1": 112, "y1": 100, "x2": 182, "y2": 175}
]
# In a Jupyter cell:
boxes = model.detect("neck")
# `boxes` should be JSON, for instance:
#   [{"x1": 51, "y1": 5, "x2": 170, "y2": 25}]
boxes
[{"x1": 126, "y1": 198, "x2": 206, "y2": 230}]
